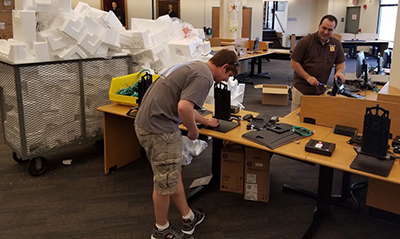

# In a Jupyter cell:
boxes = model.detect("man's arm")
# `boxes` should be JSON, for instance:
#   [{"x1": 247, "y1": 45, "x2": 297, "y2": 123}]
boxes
[
  {"x1": 334, "y1": 62, "x2": 346, "y2": 82},
  {"x1": 290, "y1": 59, "x2": 318, "y2": 86},
  {"x1": 178, "y1": 100, "x2": 198, "y2": 140},
  {"x1": 193, "y1": 110, "x2": 219, "y2": 127}
]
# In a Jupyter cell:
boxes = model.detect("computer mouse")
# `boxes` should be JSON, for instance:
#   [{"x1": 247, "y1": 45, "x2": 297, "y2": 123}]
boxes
[{"x1": 243, "y1": 113, "x2": 253, "y2": 121}]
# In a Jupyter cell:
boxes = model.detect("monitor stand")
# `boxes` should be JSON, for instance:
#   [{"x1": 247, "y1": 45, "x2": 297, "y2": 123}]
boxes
[
  {"x1": 350, "y1": 105, "x2": 393, "y2": 177},
  {"x1": 210, "y1": 83, "x2": 240, "y2": 133}
]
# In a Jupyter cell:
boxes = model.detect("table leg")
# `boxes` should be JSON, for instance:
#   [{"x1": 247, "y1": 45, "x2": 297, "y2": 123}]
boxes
[
  {"x1": 250, "y1": 58, "x2": 255, "y2": 76},
  {"x1": 302, "y1": 165, "x2": 333, "y2": 239},
  {"x1": 212, "y1": 138, "x2": 223, "y2": 182}
]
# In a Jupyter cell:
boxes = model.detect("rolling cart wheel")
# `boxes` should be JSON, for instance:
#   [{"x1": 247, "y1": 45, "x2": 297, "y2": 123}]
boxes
[
  {"x1": 12, "y1": 152, "x2": 28, "y2": 164},
  {"x1": 27, "y1": 157, "x2": 48, "y2": 176}
]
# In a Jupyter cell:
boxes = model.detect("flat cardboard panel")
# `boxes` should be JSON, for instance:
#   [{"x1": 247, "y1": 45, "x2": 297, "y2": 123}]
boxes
[
  {"x1": 244, "y1": 147, "x2": 271, "y2": 202},
  {"x1": 300, "y1": 96, "x2": 400, "y2": 137},
  {"x1": 220, "y1": 144, "x2": 244, "y2": 194},
  {"x1": 367, "y1": 178, "x2": 400, "y2": 215},
  {"x1": 378, "y1": 83, "x2": 400, "y2": 104}
]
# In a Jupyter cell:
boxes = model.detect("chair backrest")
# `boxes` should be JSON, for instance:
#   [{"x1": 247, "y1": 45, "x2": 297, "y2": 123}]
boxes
[
  {"x1": 209, "y1": 38, "x2": 222, "y2": 47},
  {"x1": 332, "y1": 33, "x2": 341, "y2": 41}
]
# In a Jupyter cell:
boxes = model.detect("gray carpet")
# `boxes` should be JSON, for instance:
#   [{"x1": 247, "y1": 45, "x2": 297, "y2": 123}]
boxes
[{"x1": 1, "y1": 57, "x2": 399, "y2": 239}]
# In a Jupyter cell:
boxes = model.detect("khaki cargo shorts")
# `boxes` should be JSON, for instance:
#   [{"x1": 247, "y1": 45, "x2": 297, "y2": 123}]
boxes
[{"x1": 135, "y1": 126, "x2": 183, "y2": 195}]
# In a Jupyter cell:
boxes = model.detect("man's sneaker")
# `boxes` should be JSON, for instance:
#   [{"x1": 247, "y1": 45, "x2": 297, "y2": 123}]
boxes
[
  {"x1": 181, "y1": 209, "x2": 205, "y2": 235},
  {"x1": 151, "y1": 224, "x2": 192, "y2": 239}
]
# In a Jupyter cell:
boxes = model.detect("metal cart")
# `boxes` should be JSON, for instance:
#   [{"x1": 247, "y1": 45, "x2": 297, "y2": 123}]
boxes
[{"x1": 0, "y1": 55, "x2": 132, "y2": 176}]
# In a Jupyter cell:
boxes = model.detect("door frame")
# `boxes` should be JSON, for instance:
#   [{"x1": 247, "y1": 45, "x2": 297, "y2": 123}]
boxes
[{"x1": 345, "y1": 6, "x2": 361, "y2": 34}]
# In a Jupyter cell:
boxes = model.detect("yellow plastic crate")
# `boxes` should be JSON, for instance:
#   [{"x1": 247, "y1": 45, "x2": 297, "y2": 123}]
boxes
[{"x1": 109, "y1": 72, "x2": 159, "y2": 106}]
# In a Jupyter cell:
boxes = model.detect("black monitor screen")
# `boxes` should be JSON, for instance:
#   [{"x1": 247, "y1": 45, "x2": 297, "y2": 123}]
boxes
[
  {"x1": 383, "y1": 49, "x2": 392, "y2": 68},
  {"x1": 356, "y1": 51, "x2": 365, "y2": 79}
]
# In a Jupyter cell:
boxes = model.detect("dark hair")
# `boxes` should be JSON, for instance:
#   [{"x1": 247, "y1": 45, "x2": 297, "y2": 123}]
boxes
[
  {"x1": 320, "y1": 14, "x2": 338, "y2": 28},
  {"x1": 209, "y1": 49, "x2": 239, "y2": 75}
]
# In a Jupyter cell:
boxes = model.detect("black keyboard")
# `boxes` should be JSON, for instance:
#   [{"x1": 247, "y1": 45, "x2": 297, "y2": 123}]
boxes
[
  {"x1": 340, "y1": 90, "x2": 365, "y2": 99},
  {"x1": 246, "y1": 112, "x2": 272, "y2": 130}
]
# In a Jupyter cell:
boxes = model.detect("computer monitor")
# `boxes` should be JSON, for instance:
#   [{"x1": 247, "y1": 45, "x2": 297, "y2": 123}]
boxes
[
  {"x1": 355, "y1": 51, "x2": 365, "y2": 79},
  {"x1": 376, "y1": 54, "x2": 383, "y2": 74},
  {"x1": 383, "y1": 49, "x2": 392, "y2": 68}
]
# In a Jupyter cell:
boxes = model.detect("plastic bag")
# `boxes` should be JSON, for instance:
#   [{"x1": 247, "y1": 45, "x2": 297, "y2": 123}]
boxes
[{"x1": 182, "y1": 136, "x2": 208, "y2": 166}]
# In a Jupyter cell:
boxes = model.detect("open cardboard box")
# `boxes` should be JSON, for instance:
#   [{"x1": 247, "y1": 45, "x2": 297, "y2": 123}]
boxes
[{"x1": 254, "y1": 84, "x2": 289, "y2": 106}]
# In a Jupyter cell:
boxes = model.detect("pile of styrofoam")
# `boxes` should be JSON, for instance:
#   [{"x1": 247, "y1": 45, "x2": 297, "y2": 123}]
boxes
[
  {"x1": 0, "y1": 0, "x2": 212, "y2": 74},
  {"x1": 129, "y1": 16, "x2": 212, "y2": 73}
]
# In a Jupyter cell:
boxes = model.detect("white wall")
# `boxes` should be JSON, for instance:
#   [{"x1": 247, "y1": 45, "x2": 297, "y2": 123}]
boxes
[
  {"x1": 389, "y1": 6, "x2": 400, "y2": 89},
  {"x1": 72, "y1": 0, "x2": 382, "y2": 44},
  {"x1": 282, "y1": 0, "x2": 317, "y2": 47},
  {"x1": 328, "y1": 0, "x2": 347, "y2": 33},
  {"x1": 181, "y1": 0, "x2": 206, "y2": 28},
  {"x1": 345, "y1": 0, "x2": 379, "y2": 34},
  {"x1": 246, "y1": 0, "x2": 263, "y2": 40},
  {"x1": 72, "y1": 0, "x2": 99, "y2": 9}
]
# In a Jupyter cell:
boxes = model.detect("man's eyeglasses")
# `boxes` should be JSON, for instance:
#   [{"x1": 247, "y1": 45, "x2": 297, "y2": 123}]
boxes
[{"x1": 230, "y1": 62, "x2": 239, "y2": 67}]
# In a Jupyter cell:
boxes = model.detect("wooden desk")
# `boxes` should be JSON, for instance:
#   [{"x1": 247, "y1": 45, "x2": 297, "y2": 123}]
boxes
[
  {"x1": 240, "y1": 51, "x2": 272, "y2": 76},
  {"x1": 341, "y1": 40, "x2": 389, "y2": 58},
  {"x1": 97, "y1": 104, "x2": 141, "y2": 174},
  {"x1": 98, "y1": 100, "x2": 400, "y2": 237}
]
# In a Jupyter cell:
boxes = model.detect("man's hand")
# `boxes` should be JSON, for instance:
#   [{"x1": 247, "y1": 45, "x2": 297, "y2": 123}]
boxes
[
  {"x1": 187, "y1": 128, "x2": 199, "y2": 140},
  {"x1": 334, "y1": 71, "x2": 345, "y2": 83},
  {"x1": 206, "y1": 118, "x2": 219, "y2": 127},
  {"x1": 306, "y1": 76, "x2": 319, "y2": 86}
]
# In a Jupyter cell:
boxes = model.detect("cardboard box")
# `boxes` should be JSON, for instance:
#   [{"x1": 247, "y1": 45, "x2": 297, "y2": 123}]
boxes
[
  {"x1": 1, "y1": 0, "x2": 14, "y2": 10},
  {"x1": 244, "y1": 147, "x2": 271, "y2": 202},
  {"x1": 0, "y1": 21, "x2": 11, "y2": 33},
  {"x1": 220, "y1": 144, "x2": 244, "y2": 194},
  {"x1": 254, "y1": 84, "x2": 289, "y2": 106},
  {"x1": 0, "y1": 10, "x2": 12, "y2": 21}
]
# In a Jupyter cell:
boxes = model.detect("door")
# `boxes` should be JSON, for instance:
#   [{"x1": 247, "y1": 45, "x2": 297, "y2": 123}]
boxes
[
  {"x1": 212, "y1": 7, "x2": 252, "y2": 38},
  {"x1": 345, "y1": 7, "x2": 360, "y2": 34},
  {"x1": 212, "y1": 7, "x2": 220, "y2": 38},
  {"x1": 242, "y1": 7, "x2": 251, "y2": 39}
]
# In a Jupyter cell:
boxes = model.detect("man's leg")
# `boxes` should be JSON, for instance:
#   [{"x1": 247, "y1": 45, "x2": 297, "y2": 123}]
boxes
[
  {"x1": 171, "y1": 173, "x2": 190, "y2": 216},
  {"x1": 153, "y1": 190, "x2": 171, "y2": 225},
  {"x1": 291, "y1": 87, "x2": 303, "y2": 112}
]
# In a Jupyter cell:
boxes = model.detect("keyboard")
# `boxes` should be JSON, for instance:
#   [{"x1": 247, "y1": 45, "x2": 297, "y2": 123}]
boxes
[
  {"x1": 340, "y1": 89, "x2": 365, "y2": 99},
  {"x1": 246, "y1": 112, "x2": 272, "y2": 130}
]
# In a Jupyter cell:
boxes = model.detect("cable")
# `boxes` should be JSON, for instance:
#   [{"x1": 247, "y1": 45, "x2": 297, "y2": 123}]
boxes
[{"x1": 292, "y1": 126, "x2": 312, "y2": 136}]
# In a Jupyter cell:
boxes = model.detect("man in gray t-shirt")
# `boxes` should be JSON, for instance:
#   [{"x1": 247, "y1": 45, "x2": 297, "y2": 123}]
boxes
[{"x1": 135, "y1": 49, "x2": 239, "y2": 239}]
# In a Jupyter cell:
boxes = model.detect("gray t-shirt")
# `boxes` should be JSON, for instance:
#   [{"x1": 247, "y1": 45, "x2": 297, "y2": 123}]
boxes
[{"x1": 135, "y1": 61, "x2": 214, "y2": 133}]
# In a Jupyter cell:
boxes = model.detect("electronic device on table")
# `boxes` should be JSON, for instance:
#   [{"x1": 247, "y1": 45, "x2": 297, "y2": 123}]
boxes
[
  {"x1": 355, "y1": 51, "x2": 376, "y2": 90},
  {"x1": 126, "y1": 72, "x2": 153, "y2": 117},
  {"x1": 205, "y1": 82, "x2": 240, "y2": 133},
  {"x1": 246, "y1": 112, "x2": 273, "y2": 130},
  {"x1": 331, "y1": 77, "x2": 365, "y2": 99},
  {"x1": 350, "y1": 105, "x2": 395, "y2": 177},
  {"x1": 383, "y1": 49, "x2": 392, "y2": 69}
]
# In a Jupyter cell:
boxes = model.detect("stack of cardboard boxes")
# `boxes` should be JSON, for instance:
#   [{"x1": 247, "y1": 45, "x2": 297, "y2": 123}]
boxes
[
  {"x1": 220, "y1": 143, "x2": 271, "y2": 202},
  {"x1": 0, "y1": 0, "x2": 14, "y2": 39}
]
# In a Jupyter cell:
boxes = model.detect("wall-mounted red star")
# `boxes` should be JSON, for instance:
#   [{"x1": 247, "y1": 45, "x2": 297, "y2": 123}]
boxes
[{"x1": 230, "y1": 4, "x2": 238, "y2": 11}]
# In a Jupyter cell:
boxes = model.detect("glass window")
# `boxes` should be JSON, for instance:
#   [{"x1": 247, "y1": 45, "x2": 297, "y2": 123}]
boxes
[
  {"x1": 378, "y1": 6, "x2": 398, "y2": 41},
  {"x1": 380, "y1": 0, "x2": 398, "y2": 4}
]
